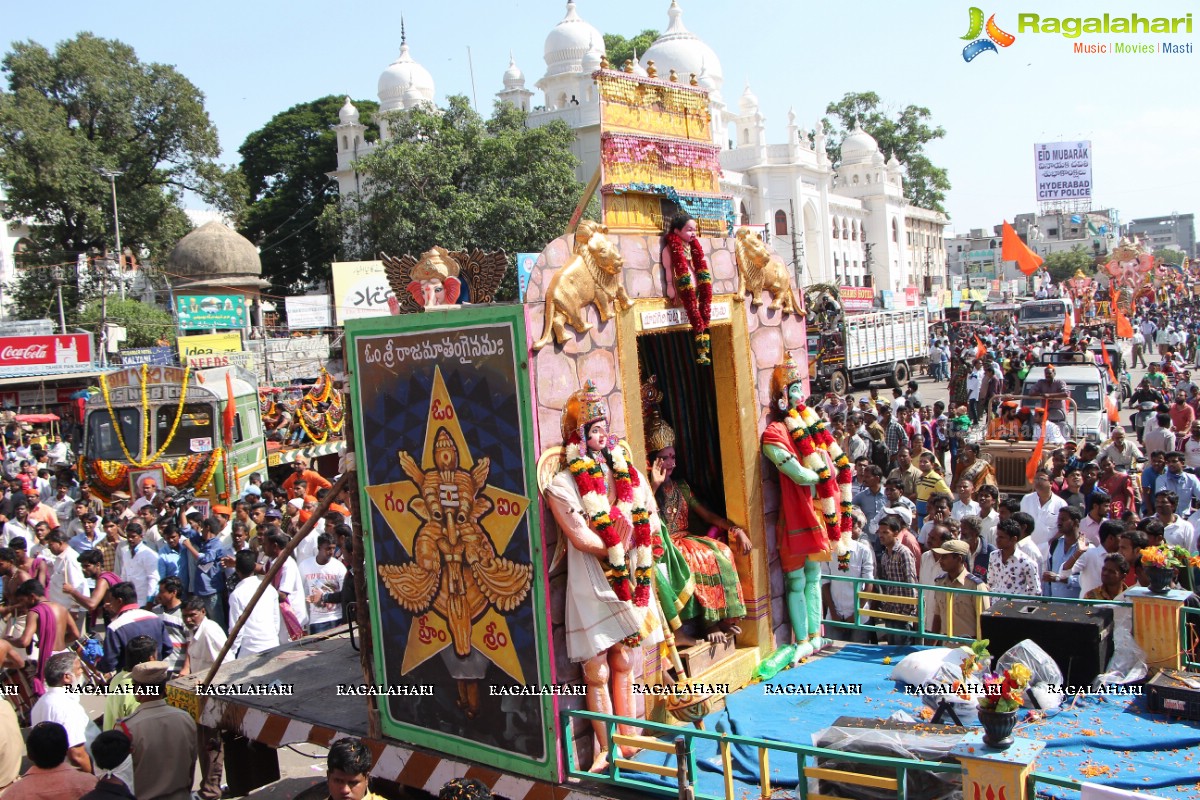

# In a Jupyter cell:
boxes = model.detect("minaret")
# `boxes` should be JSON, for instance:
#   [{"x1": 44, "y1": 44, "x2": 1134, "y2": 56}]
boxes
[{"x1": 497, "y1": 53, "x2": 534, "y2": 112}]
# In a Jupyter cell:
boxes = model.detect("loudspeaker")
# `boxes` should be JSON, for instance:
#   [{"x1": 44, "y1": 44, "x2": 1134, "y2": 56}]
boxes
[{"x1": 980, "y1": 600, "x2": 1114, "y2": 690}]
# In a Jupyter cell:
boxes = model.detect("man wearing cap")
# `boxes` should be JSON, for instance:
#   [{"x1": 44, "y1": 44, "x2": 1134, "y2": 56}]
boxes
[
  {"x1": 128, "y1": 477, "x2": 159, "y2": 515},
  {"x1": 119, "y1": 660, "x2": 197, "y2": 800},
  {"x1": 109, "y1": 491, "x2": 135, "y2": 522},
  {"x1": 932, "y1": 539, "x2": 989, "y2": 639},
  {"x1": 25, "y1": 493, "x2": 59, "y2": 529},
  {"x1": 281, "y1": 457, "x2": 331, "y2": 501},
  {"x1": 211, "y1": 504, "x2": 234, "y2": 551},
  {"x1": 987, "y1": 401, "x2": 1022, "y2": 439}
]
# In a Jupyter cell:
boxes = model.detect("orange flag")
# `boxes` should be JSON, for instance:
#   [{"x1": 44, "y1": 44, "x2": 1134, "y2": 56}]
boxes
[
  {"x1": 1025, "y1": 400, "x2": 1050, "y2": 484},
  {"x1": 1062, "y1": 311, "x2": 1073, "y2": 342},
  {"x1": 1099, "y1": 340, "x2": 1117, "y2": 383},
  {"x1": 974, "y1": 334, "x2": 987, "y2": 360},
  {"x1": 1105, "y1": 394, "x2": 1121, "y2": 425},
  {"x1": 1115, "y1": 305, "x2": 1133, "y2": 339},
  {"x1": 1001, "y1": 220, "x2": 1044, "y2": 276},
  {"x1": 224, "y1": 371, "x2": 237, "y2": 443}
]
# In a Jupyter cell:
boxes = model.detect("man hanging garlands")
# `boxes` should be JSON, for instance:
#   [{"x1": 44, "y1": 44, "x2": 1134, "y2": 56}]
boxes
[{"x1": 661, "y1": 212, "x2": 713, "y2": 365}]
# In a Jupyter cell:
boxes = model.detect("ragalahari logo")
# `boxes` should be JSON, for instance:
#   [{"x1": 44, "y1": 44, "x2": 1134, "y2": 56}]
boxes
[{"x1": 962, "y1": 7, "x2": 1016, "y2": 61}]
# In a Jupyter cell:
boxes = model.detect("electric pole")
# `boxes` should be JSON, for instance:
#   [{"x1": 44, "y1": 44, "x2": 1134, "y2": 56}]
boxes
[{"x1": 98, "y1": 168, "x2": 126, "y2": 301}]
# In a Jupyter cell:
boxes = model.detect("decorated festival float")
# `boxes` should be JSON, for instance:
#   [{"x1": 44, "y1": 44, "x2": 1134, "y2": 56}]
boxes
[
  {"x1": 83, "y1": 364, "x2": 344, "y2": 504},
  {"x1": 168, "y1": 61, "x2": 1200, "y2": 800}
]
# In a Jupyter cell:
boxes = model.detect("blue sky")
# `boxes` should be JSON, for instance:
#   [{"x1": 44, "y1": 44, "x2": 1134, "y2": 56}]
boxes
[{"x1": 6, "y1": 1, "x2": 1198, "y2": 233}]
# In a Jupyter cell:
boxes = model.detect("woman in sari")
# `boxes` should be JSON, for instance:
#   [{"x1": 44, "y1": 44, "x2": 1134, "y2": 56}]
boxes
[
  {"x1": 644, "y1": 381, "x2": 748, "y2": 644},
  {"x1": 953, "y1": 443, "x2": 997, "y2": 492}
]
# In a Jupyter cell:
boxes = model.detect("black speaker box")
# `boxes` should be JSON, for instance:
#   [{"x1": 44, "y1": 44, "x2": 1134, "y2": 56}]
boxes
[{"x1": 979, "y1": 600, "x2": 1114, "y2": 690}]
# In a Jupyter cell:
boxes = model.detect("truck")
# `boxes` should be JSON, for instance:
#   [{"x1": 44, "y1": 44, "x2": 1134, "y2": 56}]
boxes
[
  {"x1": 806, "y1": 306, "x2": 929, "y2": 394},
  {"x1": 82, "y1": 364, "x2": 342, "y2": 504}
]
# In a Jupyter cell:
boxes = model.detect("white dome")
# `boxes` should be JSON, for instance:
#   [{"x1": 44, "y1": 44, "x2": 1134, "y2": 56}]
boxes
[
  {"x1": 887, "y1": 151, "x2": 902, "y2": 170},
  {"x1": 840, "y1": 123, "x2": 881, "y2": 165},
  {"x1": 503, "y1": 54, "x2": 525, "y2": 89},
  {"x1": 544, "y1": 2, "x2": 604, "y2": 77},
  {"x1": 642, "y1": 1, "x2": 723, "y2": 91},
  {"x1": 338, "y1": 97, "x2": 360, "y2": 125},
  {"x1": 581, "y1": 37, "x2": 603, "y2": 73},
  {"x1": 739, "y1": 82, "x2": 759, "y2": 114},
  {"x1": 378, "y1": 37, "x2": 435, "y2": 112},
  {"x1": 696, "y1": 61, "x2": 716, "y2": 91},
  {"x1": 630, "y1": 53, "x2": 649, "y2": 77}
]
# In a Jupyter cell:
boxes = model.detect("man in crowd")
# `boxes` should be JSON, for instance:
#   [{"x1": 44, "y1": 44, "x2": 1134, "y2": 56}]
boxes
[
  {"x1": 227, "y1": 550, "x2": 281, "y2": 657},
  {"x1": 874, "y1": 515, "x2": 917, "y2": 637},
  {"x1": 1071, "y1": 520, "x2": 1124, "y2": 596},
  {"x1": 820, "y1": 508, "x2": 874, "y2": 643},
  {"x1": 987, "y1": 518, "x2": 1042, "y2": 597},
  {"x1": 179, "y1": 515, "x2": 230, "y2": 630},
  {"x1": 282, "y1": 456, "x2": 331, "y2": 500},
  {"x1": 80, "y1": 729, "x2": 135, "y2": 800},
  {"x1": 120, "y1": 660, "x2": 198, "y2": 800},
  {"x1": 1157, "y1": 451, "x2": 1200, "y2": 516},
  {"x1": 29, "y1": 652, "x2": 96, "y2": 772},
  {"x1": 932, "y1": 539, "x2": 989, "y2": 639},
  {"x1": 119, "y1": 522, "x2": 160, "y2": 608},
  {"x1": 44, "y1": 527, "x2": 87, "y2": 632},
  {"x1": 99, "y1": 581, "x2": 170, "y2": 676},
  {"x1": 2, "y1": 722, "x2": 98, "y2": 800},
  {"x1": 301, "y1": 532, "x2": 347, "y2": 633},
  {"x1": 325, "y1": 737, "x2": 384, "y2": 800},
  {"x1": 1019, "y1": 470, "x2": 1068, "y2": 555}
]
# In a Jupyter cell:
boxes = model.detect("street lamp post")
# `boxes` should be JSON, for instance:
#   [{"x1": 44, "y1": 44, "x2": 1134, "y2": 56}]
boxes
[{"x1": 98, "y1": 168, "x2": 125, "y2": 301}]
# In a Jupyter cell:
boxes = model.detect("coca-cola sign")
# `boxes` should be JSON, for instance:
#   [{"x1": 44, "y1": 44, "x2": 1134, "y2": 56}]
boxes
[{"x1": 0, "y1": 334, "x2": 93, "y2": 377}]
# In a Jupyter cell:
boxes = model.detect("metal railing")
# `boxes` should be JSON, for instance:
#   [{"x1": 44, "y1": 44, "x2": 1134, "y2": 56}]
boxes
[
  {"x1": 561, "y1": 709, "x2": 961, "y2": 800},
  {"x1": 822, "y1": 573, "x2": 1132, "y2": 645},
  {"x1": 1028, "y1": 771, "x2": 1083, "y2": 798}
]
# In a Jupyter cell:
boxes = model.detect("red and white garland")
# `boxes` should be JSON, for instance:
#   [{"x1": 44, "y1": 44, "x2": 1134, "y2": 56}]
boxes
[
  {"x1": 566, "y1": 441, "x2": 655, "y2": 615},
  {"x1": 666, "y1": 232, "x2": 713, "y2": 338},
  {"x1": 783, "y1": 403, "x2": 854, "y2": 556}
]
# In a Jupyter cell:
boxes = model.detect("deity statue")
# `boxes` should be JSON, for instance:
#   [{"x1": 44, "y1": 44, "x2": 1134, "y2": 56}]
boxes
[
  {"x1": 759, "y1": 353, "x2": 854, "y2": 660},
  {"x1": 407, "y1": 246, "x2": 463, "y2": 309},
  {"x1": 541, "y1": 380, "x2": 664, "y2": 772},
  {"x1": 661, "y1": 213, "x2": 714, "y2": 365},
  {"x1": 643, "y1": 375, "x2": 749, "y2": 645}
]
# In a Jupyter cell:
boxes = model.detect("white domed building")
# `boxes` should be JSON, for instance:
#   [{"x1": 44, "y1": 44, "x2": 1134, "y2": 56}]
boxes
[{"x1": 332, "y1": 2, "x2": 948, "y2": 296}]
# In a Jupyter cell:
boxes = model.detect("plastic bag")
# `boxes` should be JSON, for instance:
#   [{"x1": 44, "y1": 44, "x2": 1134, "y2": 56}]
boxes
[
  {"x1": 995, "y1": 638, "x2": 1063, "y2": 710},
  {"x1": 810, "y1": 725, "x2": 965, "y2": 800},
  {"x1": 1093, "y1": 605, "x2": 1147, "y2": 688},
  {"x1": 919, "y1": 660, "x2": 982, "y2": 726}
]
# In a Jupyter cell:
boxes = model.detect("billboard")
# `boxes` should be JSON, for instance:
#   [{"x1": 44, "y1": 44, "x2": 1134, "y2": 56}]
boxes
[
  {"x1": 332, "y1": 260, "x2": 393, "y2": 325},
  {"x1": 347, "y1": 305, "x2": 554, "y2": 780},
  {"x1": 1034, "y1": 141, "x2": 1091, "y2": 202},
  {"x1": 838, "y1": 285, "x2": 875, "y2": 312},
  {"x1": 176, "y1": 294, "x2": 248, "y2": 330},
  {"x1": 284, "y1": 295, "x2": 332, "y2": 329},
  {"x1": 177, "y1": 332, "x2": 242, "y2": 361},
  {"x1": 0, "y1": 334, "x2": 93, "y2": 377},
  {"x1": 118, "y1": 346, "x2": 177, "y2": 366}
]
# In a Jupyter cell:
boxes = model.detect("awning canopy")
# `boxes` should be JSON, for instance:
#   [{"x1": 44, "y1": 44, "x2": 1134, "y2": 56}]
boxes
[{"x1": 0, "y1": 369, "x2": 109, "y2": 387}]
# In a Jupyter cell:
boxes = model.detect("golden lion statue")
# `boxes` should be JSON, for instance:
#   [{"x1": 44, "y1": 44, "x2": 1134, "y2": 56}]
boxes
[
  {"x1": 532, "y1": 223, "x2": 633, "y2": 350},
  {"x1": 733, "y1": 228, "x2": 803, "y2": 315}
]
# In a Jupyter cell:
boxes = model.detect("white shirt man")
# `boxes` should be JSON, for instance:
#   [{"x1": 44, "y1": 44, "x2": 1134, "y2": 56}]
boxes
[
  {"x1": 52, "y1": 491, "x2": 75, "y2": 524},
  {"x1": 1019, "y1": 487, "x2": 1069, "y2": 552},
  {"x1": 183, "y1": 607, "x2": 228, "y2": 677},
  {"x1": 30, "y1": 672, "x2": 100, "y2": 760},
  {"x1": 820, "y1": 534, "x2": 874, "y2": 632},
  {"x1": 274, "y1": 555, "x2": 308, "y2": 641},
  {"x1": 1070, "y1": 543, "x2": 1109, "y2": 596},
  {"x1": 46, "y1": 541, "x2": 86, "y2": 616},
  {"x1": 966, "y1": 368, "x2": 983, "y2": 402},
  {"x1": 228, "y1": 575, "x2": 281, "y2": 657},
  {"x1": 1184, "y1": 432, "x2": 1200, "y2": 471},
  {"x1": 300, "y1": 545, "x2": 347, "y2": 631},
  {"x1": 121, "y1": 535, "x2": 161, "y2": 608},
  {"x1": 1031, "y1": 421, "x2": 1066, "y2": 445}
]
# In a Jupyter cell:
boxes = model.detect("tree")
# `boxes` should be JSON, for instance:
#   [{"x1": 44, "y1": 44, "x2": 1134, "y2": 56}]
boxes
[
  {"x1": 0, "y1": 33, "x2": 240, "y2": 280},
  {"x1": 603, "y1": 30, "x2": 660, "y2": 73},
  {"x1": 238, "y1": 95, "x2": 379, "y2": 293},
  {"x1": 1153, "y1": 246, "x2": 1185, "y2": 266},
  {"x1": 822, "y1": 91, "x2": 950, "y2": 214},
  {"x1": 323, "y1": 98, "x2": 587, "y2": 300},
  {"x1": 1042, "y1": 245, "x2": 1096, "y2": 283},
  {"x1": 79, "y1": 297, "x2": 176, "y2": 348}
]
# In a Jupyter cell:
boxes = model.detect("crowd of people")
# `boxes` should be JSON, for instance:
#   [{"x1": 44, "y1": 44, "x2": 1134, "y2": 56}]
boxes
[
  {"x1": 822, "y1": 302, "x2": 1200, "y2": 647},
  {"x1": 0, "y1": 453, "x2": 354, "y2": 798}
]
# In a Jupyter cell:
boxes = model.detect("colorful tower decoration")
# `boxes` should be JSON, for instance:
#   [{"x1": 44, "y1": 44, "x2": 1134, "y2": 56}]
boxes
[{"x1": 594, "y1": 61, "x2": 734, "y2": 236}]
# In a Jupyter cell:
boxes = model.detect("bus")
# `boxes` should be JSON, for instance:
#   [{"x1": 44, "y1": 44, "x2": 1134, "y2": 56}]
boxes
[{"x1": 1017, "y1": 296, "x2": 1075, "y2": 329}]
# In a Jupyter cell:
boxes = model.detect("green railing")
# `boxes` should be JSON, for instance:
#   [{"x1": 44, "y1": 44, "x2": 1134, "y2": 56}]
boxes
[
  {"x1": 822, "y1": 573, "x2": 1133, "y2": 645},
  {"x1": 561, "y1": 708, "x2": 961, "y2": 800},
  {"x1": 1028, "y1": 770, "x2": 1082, "y2": 798}
]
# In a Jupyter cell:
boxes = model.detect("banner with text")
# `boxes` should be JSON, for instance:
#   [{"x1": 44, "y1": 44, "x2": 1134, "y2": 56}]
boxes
[
  {"x1": 176, "y1": 294, "x2": 249, "y2": 330},
  {"x1": 332, "y1": 261, "x2": 393, "y2": 325},
  {"x1": 177, "y1": 332, "x2": 242, "y2": 361},
  {"x1": 838, "y1": 286, "x2": 875, "y2": 312},
  {"x1": 285, "y1": 295, "x2": 332, "y2": 329},
  {"x1": 0, "y1": 334, "x2": 94, "y2": 377},
  {"x1": 1034, "y1": 140, "x2": 1092, "y2": 202}
]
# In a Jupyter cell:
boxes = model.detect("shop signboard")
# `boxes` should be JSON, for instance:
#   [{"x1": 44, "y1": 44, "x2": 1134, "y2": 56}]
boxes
[
  {"x1": 176, "y1": 294, "x2": 248, "y2": 330},
  {"x1": 0, "y1": 334, "x2": 93, "y2": 377},
  {"x1": 838, "y1": 286, "x2": 875, "y2": 312}
]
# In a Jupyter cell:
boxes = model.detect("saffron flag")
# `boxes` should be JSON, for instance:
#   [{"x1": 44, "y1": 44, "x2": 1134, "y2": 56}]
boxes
[
  {"x1": 975, "y1": 334, "x2": 987, "y2": 360},
  {"x1": 1105, "y1": 394, "x2": 1121, "y2": 425},
  {"x1": 1099, "y1": 341, "x2": 1117, "y2": 383},
  {"x1": 1114, "y1": 303, "x2": 1133, "y2": 339},
  {"x1": 1001, "y1": 221, "x2": 1044, "y2": 276},
  {"x1": 1062, "y1": 311, "x2": 1073, "y2": 342},
  {"x1": 1025, "y1": 400, "x2": 1050, "y2": 484},
  {"x1": 224, "y1": 371, "x2": 237, "y2": 443}
]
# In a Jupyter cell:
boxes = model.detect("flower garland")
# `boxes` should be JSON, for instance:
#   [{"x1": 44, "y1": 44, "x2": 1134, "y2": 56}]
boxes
[
  {"x1": 565, "y1": 441, "x2": 654, "y2": 626},
  {"x1": 98, "y1": 363, "x2": 193, "y2": 468},
  {"x1": 783, "y1": 403, "x2": 854, "y2": 555},
  {"x1": 666, "y1": 230, "x2": 713, "y2": 364},
  {"x1": 297, "y1": 409, "x2": 329, "y2": 445}
]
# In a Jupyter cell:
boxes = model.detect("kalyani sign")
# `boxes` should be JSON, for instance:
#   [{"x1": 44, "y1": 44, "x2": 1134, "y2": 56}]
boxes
[{"x1": 0, "y1": 334, "x2": 94, "y2": 377}]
